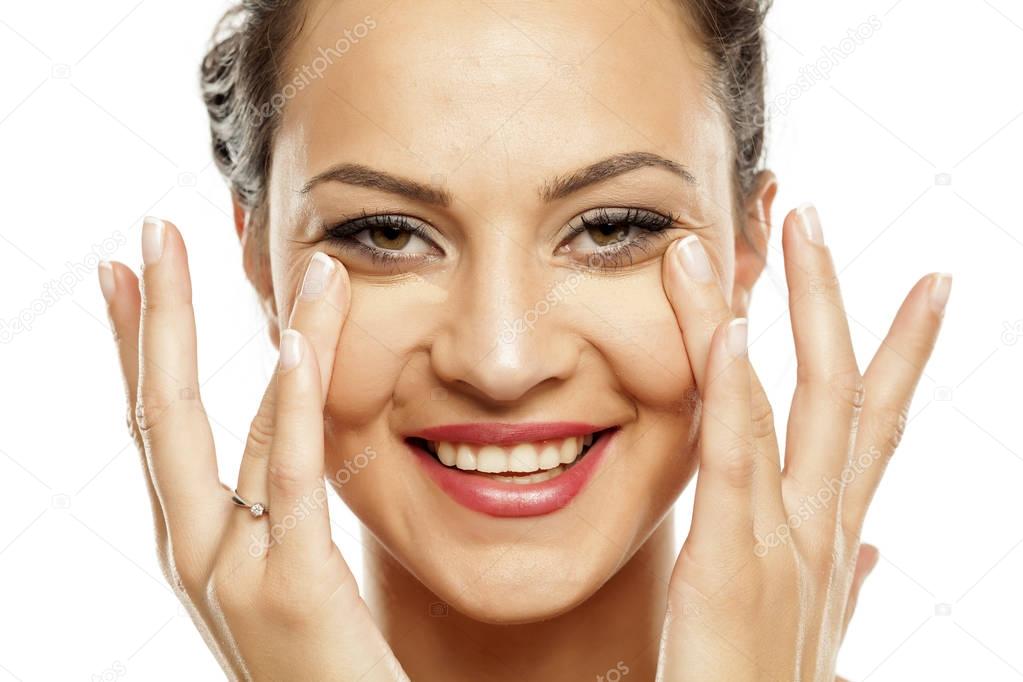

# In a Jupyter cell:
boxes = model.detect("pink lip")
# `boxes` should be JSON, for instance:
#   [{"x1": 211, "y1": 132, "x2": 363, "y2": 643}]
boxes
[
  {"x1": 410, "y1": 427, "x2": 617, "y2": 517},
  {"x1": 411, "y1": 421, "x2": 603, "y2": 445}
]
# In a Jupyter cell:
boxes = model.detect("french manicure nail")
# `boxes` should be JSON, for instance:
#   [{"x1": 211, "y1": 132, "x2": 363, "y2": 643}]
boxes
[
  {"x1": 929, "y1": 273, "x2": 952, "y2": 314},
  {"x1": 674, "y1": 235, "x2": 714, "y2": 282},
  {"x1": 279, "y1": 329, "x2": 303, "y2": 371},
  {"x1": 98, "y1": 260, "x2": 116, "y2": 303},
  {"x1": 142, "y1": 217, "x2": 165, "y2": 265},
  {"x1": 727, "y1": 317, "x2": 748, "y2": 357},
  {"x1": 299, "y1": 252, "x2": 335, "y2": 299},
  {"x1": 797, "y1": 203, "x2": 824, "y2": 245}
]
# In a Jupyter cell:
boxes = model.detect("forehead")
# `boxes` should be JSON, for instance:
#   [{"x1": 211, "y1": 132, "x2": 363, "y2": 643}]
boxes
[{"x1": 275, "y1": 0, "x2": 731, "y2": 209}]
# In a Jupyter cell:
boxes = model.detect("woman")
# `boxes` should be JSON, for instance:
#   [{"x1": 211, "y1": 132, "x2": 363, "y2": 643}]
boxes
[{"x1": 96, "y1": 0, "x2": 950, "y2": 679}]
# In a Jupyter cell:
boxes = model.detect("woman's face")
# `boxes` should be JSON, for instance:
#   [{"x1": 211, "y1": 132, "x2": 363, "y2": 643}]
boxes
[{"x1": 261, "y1": 0, "x2": 759, "y2": 623}]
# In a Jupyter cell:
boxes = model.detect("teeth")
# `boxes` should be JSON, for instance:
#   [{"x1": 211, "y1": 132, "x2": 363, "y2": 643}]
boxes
[
  {"x1": 426, "y1": 433, "x2": 599, "y2": 474},
  {"x1": 537, "y1": 444, "x2": 561, "y2": 470},
  {"x1": 560, "y1": 436, "x2": 578, "y2": 464},
  {"x1": 477, "y1": 445, "x2": 506, "y2": 473},
  {"x1": 509, "y1": 443, "x2": 539, "y2": 472},
  {"x1": 437, "y1": 441, "x2": 456, "y2": 467},
  {"x1": 455, "y1": 444, "x2": 477, "y2": 470}
]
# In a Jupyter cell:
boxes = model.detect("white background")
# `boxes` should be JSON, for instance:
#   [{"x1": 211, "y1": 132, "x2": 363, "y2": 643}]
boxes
[{"x1": 1, "y1": 1, "x2": 1021, "y2": 680}]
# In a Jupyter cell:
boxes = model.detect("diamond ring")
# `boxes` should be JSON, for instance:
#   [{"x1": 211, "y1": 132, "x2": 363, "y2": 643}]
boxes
[{"x1": 231, "y1": 489, "x2": 268, "y2": 518}]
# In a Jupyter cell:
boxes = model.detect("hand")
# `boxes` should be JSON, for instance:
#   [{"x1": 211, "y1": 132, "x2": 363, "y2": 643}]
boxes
[
  {"x1": 100, "y1": 218, "x2": 407, "y2": 681},
  {"x1": 656, "y1": 205, "x2": 948, "y2": 680}
]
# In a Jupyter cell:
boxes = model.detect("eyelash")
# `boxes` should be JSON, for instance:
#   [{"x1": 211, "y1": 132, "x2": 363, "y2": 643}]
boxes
[
  {"x1": 322, "y1": 211, "x2": 437, "y2": 267},
  {"x1": 319, "y1": 206, "x2": 683, "y2": 270},
  {"x1": 563, "y1": 207, "x2": 680, "y2": 269}
]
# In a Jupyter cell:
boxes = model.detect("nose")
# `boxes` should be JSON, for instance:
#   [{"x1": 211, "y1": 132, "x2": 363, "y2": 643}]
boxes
[{"x1": 430, "y1": 254, "x2": 580, "y2": 403}]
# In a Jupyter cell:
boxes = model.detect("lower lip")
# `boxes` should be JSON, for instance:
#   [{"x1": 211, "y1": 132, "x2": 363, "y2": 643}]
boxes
[{"x1": 410, "y1": 429, "x2": 617, "y2": 518}]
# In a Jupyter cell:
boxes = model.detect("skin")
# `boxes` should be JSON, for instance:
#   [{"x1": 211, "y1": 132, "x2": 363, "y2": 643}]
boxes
[{"x1": 97, "y1": 0, "x2": 949, "y2": 679}]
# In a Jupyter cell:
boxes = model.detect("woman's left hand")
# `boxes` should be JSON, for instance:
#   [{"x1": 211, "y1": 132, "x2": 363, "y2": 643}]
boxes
[{"x1": 656, "y1": 204, "x2": 949, "y2": 680}]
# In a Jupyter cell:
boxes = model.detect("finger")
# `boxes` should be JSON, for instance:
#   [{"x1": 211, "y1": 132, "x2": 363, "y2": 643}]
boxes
[
  {"x1": 841, "y1": 543, "x2": 880, "y2": 642},
  {"x1": 287, "y1": 252, "x2": 349, "y2": 397},
  {"x1": 746, "y1": 366, "x2": 785, "y2": 529},
  {"x1": 266, "y1": 329, "x2": 335, "y2": 574},
  {"x1": 662, "y1": 235, "x2": 727, "y2": 390},
  {"x1": 233, "y1": 253, "x2": 347, "y2": 527},
  {"x1": 100, "y1": 260, "x2": 166, "y2": 543},
  {"x1": 781, "y1": 204, "x2": 862, "y2": 492},
  {"x1": 842, "y1": 274, "x2": 950, "y2": 530},
  {"x1": 685, "y1": 318, "x2": 755, "y2": 560},
  {"x1": 664, "y1": 237, "x2": 784, "y2": 524},
  {"x1": 136, "y1": 217, "x2": 222, "y2": 532}
]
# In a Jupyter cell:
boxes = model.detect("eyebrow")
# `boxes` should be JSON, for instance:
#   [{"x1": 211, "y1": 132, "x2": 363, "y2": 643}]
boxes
[{"x1": 300, "y1": 151, "x2": 697, "y2": 206}]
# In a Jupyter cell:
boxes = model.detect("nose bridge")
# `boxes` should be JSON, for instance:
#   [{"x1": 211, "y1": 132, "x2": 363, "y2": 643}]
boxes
[{"x1": 431, "y1": 244, "x2": 578, "y2": 402}]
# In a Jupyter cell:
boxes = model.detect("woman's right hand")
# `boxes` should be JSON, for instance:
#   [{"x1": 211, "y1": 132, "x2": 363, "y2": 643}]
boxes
[{"x1": 100, "y1": 218, "x2": 408, "y2": 681}]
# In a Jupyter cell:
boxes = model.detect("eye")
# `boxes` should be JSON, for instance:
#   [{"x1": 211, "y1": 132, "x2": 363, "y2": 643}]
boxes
[
  {"x1": 321, "y1": 212, "x2": 441, "y2": 268},
  {"x1": 353, "y1": 222, "x2": 429, "y2": 253},
  {"x1": 559, "y1": 207, "x2": 680, "y2": 268}
]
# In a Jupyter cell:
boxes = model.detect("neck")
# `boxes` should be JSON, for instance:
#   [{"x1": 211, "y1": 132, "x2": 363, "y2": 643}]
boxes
[{"x1": 363, "y1": 517, "x2": 676, "y2": 681}]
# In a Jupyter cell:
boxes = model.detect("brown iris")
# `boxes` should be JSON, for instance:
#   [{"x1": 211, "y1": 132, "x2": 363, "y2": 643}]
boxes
[
  {"x1": 369, "y1": 225, "x2": 412, "y2": 250},
  {"x1": 586, "y1": 222, "x2": 630, "y2": 246}
]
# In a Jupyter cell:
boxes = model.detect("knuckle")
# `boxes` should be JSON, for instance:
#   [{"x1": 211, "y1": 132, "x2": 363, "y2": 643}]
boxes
[
  {"x1": 125, "y1": 405, "x2": 143, "y2": 444},
  {"x1": 830, "y1": 367, "x2": 865, "y2": 412},
  {"x1": 245, "y1": 411, "x2": 275, "y2": 459},
  {"x1": 135, "y1": 388, "x2": 203, "y2": 437},
  {"x1": 805, "y1": 274, "x2": 841, "y2": 301},
  {"x1": 267, "y1": 457, "x2": 305, "y2": 495},
  {"x1": 715, "y1": 437, "x2": 757, "y2": 488},
  {"x1": 798, "y1": 364, "x2": 864, "y2": 413},
  {"x1": 865, "y1": 401, "x2": 909, "y2": 457}
]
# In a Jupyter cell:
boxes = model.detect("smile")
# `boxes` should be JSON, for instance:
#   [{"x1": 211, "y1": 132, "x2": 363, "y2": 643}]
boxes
[{"x1": 406, "y1": 423, "x2": 618, "y2": 517}]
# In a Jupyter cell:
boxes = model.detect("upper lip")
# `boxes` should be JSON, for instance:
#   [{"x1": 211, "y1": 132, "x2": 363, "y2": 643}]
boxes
[{"x1": 408, "y1": 422, "x2": 608, "y2": 445}]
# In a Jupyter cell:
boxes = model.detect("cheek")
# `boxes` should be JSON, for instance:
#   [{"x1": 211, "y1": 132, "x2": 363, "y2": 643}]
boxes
[
  {"x1": 324, "y1": 279, "x2": 448, "y2": 426},
  {"x1": 571, "y1": 270, "x2": 694, "y2": 409}
]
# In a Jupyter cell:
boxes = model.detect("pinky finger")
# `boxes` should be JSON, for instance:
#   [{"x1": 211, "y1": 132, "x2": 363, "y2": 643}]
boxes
[{"x1": 100, "y1": 260, "x2": 166, "y2": 545}]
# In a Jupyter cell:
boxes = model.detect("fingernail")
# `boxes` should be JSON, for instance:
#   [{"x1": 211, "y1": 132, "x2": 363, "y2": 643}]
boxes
[
  {"x1": 674, "y1": 235, "x2": 714, "y2": 282},
  {"x1": 98, "y1": 261, "x2": 116, "y2": 303},
  {"x1": 142, "y1": 217, "x2": 165, "y2": 265},
  {"x1": 797, "y1": 203, "x2": 824, "y2": 245},
  {"x1": 279, "y1": 329, "x2": 303, "y2": 371},
  {"x1": 929, "y1": 273, "x2": 952, "y2": 314},
  {"x1": 299, "y1": 252, "x2": 335, "y2": 299},
  {"x1": 727, "y1": 317, "x2": 748, "y2": 357}
]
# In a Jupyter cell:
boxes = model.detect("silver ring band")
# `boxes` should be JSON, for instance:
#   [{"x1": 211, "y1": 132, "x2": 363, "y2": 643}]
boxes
[{"x1": 231, "y1": 489, "x2": 268, "y2": 518}]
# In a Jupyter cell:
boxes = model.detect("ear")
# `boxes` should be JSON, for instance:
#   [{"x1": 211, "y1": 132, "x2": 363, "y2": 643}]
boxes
[
  {"x1": 733, "y1": 169, "x2": 778, "y2": 317},
  {"x1": 232, "y1": 194, "x2": 246, "y2": 241},
  {"x1": 232, "y1": 195, "x2": 281, "y2": 349}
]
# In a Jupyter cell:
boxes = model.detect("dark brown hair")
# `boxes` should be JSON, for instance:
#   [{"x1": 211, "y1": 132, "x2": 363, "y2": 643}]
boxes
[{"x1": 201, "y1": 0, "x2": 772, "y2": 270}]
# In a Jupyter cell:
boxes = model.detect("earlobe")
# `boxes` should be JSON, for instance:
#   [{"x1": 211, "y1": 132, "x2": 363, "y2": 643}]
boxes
[
  {"x1": 232, "y1": 195, "x2": 246, "y2": 242},
  {"x1": 733, "y1": 169, "x2": 778, "y2": 317}
]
